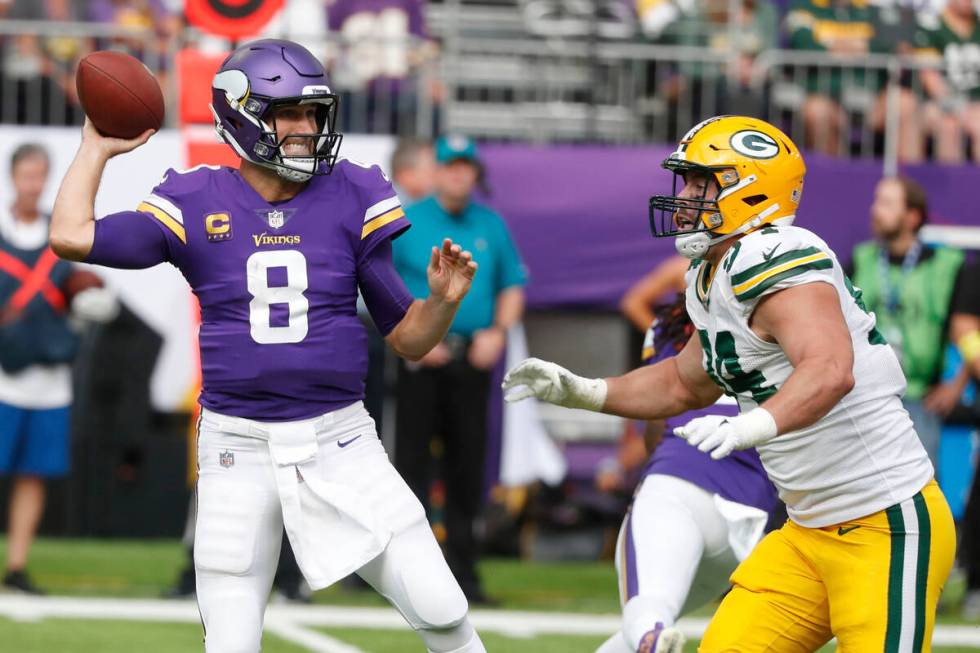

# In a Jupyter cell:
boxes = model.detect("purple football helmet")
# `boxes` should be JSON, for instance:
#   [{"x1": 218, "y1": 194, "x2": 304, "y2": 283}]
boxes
[{"x1": 210, "y1": 39, "x2": 343, "y2": 181}]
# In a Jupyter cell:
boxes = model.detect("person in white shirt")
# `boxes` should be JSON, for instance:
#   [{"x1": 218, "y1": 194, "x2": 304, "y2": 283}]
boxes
[{"x1": 0, "y1": 143, "x2": 114, "y2": 594}]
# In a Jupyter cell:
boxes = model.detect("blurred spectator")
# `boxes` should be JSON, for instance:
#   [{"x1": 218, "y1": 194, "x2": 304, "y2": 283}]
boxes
[
  {"x1": 392, "y1": 135, "x2": 526, "y2": 605},
  {"x1": 638, "y1": 0, "x2": 694, "y2": 39},
  {"x1": 868, "y1": 0, "x2": 930, "y2": 53},
  {"x1": 326, "y1": 0, "x2": 439, "y2": 135},
  {"x1": 950, "y1": 260, "x2": 980, "y2": 620},
  {"x1": 87, "y1": 0, "x2": 179, "y2": 89},
  {"x1": 914, "y1": 0, "x2": 980, "y2": 164},
  {"x1": 354, "y1": 139, "x2": 439, "y2": 455},
  {"x1": 0, "y1": 144, "x2": 116, "y2": 593},
  {"x1": 848, "y1": 176, "x2": 967, "y2": 467},
  {"x1": 0, "y1": 0, "x2": 92, "y2": 125},
  {"x1": 653, "y1": 0, "x2": 778, "y2": 116},
  {"x1": 259, "y1": 0, "x2": 328, "y2": 60},
  {"x1": 360, "y1": 137, "x2": 435, "y2": 438},
  {"x1": 390, "y1": 138, "x2": 436, "y2": 203},
  {"x1": 785, "y1": 0, "x2": 921, "y2": 160}
]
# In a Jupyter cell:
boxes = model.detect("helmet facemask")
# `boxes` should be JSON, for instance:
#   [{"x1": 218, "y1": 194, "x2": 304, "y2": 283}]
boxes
[
  {"x1": 253, "y1": 96, "x2": 343, "y2": 182},
  {"x1": 650, "y1": 159, "x2": 773, "y2": 259},
  {"x1": 211, "y1": 65, "x2": 344, "y2": 183},
  {"x1": 648, "y1": 161, "x2": 728, "y2": 240},
  {"x1": 650, "y1": 161, "x2": 737, "y2": 258},
  {"x1": 647, "y1": 116, "x2": 807, "y2": 258}
]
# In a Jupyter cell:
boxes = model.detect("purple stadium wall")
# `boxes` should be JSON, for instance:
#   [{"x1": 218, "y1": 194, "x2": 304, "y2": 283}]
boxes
[{"x1": 479, "y1": 144, "x2": 979, "y2": 308}]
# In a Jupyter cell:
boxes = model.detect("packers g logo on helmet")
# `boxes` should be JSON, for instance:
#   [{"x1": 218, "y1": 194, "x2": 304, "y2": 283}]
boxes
[
  {"x1": 649, "y1": 116, "x2": 806, "y2": 259},
  {"x1": 729, "y1": 130, "x2": 780, "y2": 159}
]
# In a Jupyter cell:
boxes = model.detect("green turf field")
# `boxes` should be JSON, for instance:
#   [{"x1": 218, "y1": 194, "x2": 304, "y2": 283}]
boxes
[
  {"x1": 0, "y1": 538, "x2": 976, "y2": 652},
  {"x1": 1, "y1": 618, "x2": 978, "y2": 653}
]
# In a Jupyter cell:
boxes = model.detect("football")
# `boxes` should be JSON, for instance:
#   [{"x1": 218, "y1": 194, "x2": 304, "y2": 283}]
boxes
[{"x1": 76, "y1": 51, "x2": 165, "y2": 139}]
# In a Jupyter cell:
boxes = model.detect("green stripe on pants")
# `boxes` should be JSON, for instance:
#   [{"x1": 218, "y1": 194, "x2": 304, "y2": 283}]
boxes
[
  {"x1": 912, "y1": 493, "x2": 931, "y2": 652},
  {"x1": 885, "y1": 504, "x2": 906, "y2": 653}
]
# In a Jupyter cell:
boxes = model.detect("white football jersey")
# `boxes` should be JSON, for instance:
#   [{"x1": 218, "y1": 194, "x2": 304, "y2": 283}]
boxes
[{"x1": 684, "y1": 225, "x2": 933, "y2": 528}]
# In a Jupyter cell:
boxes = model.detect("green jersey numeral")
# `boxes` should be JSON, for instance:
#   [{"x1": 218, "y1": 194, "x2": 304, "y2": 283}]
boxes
[{"x1": 699, "y1": 329, "x2": 777, "y2": 403}]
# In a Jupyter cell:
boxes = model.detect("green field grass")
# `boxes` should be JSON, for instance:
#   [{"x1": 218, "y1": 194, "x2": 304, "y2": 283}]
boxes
[
  {"x1": 318, "y1": 629, "x2": 980, "y2": 653},
  {"x1": 18, "y1": 537, "x2": 626, "y2": 612},
  {"x1": 1, "y1": 619, "x2": 978, "y2": 653},
  {"x1": 0, "y1": 618, "x2": 309, "y2": 653},
  {"x1": 1, "y1": 537, "x2": 977, "y2": 652}
]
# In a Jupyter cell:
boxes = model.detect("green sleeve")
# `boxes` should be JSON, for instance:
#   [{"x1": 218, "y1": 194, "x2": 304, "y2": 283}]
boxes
[{"x1": 785, "y1": 0, "x2": 822, "y2": 51}]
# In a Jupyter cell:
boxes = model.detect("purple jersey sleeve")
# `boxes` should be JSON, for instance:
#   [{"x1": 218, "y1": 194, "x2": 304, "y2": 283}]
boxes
[
  {"x1": 85, "y1": 211, "x2": 175, "y2": 269},
  {"x1": 339, "y1": 160, "x2": 411, "y2": 260},
  {"x1": 86, "y1": 167, "x2": 200, "y2": 269},
  {"x1": 358, "y1": 239, "x2": 415, "y2": 335}
]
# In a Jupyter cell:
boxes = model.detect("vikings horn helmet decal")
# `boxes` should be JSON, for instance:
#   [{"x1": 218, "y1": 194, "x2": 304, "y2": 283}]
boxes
[{"x1": 210, "y1": 39, "x2": 343, "y2": 182}]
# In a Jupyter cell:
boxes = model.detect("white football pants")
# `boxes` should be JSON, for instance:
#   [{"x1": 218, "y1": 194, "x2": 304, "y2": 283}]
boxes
[
  {"x1": 596, "y1": 474, "x2": 747, "y2": 653},
  {"x1": 194, "y1": 402, "x2": 485, "y2": 653}
]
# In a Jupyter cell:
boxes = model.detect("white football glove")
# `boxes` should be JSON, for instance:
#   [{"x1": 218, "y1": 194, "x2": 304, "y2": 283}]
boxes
[
  {"x1": 70, "y1": 287, "x2": 120, "y2": 324},
  {"x1": 675, "y1": 408, "x2": 778, "y2": 460},
  {"x1": 502, "y1": 357, "x2": 607, "y2": 411}
]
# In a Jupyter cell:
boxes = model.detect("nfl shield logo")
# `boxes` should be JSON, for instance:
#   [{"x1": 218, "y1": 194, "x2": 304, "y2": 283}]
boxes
[
  {"x1": 268, "y1": 210, "x2": 285, "y2": 229},
  {"x1": 219, "y1": 450, "x2": 235, "y2": 469}
]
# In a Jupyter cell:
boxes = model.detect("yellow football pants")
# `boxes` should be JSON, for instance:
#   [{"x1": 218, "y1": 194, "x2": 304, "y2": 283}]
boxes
[{"x1": 700, "y1": 480, "x2": 955, "y2": 653}]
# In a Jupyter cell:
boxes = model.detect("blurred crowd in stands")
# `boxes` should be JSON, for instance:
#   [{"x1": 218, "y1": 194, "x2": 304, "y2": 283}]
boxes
[{"x1": 1, "y1": 0, "x2": 979, "y2": 162}]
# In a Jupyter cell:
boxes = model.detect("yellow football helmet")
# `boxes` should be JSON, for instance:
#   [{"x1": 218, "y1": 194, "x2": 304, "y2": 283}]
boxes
[{"x1": 649, "y1": 115, "x2": 806, "y2": 258}]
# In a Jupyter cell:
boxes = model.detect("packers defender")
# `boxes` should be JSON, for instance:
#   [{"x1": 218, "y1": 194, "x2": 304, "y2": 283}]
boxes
[{"x1": 503, "y1": 115, "x2": 954, "y2": 653}]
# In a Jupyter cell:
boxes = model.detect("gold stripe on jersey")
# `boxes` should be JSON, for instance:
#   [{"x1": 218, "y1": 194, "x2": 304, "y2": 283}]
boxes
[
  {"x1": 137, "y1": 201, "x2": 187, "y2": 244},
  {"x1": 696, "y1": 260, "x2": 718, "y2": 304},
  {"x1": 361, "y1": 207, "x2": 405, "y2": 239},
  {"x1": 732, "y1": 251, "x2": 831, "y2": 298}
]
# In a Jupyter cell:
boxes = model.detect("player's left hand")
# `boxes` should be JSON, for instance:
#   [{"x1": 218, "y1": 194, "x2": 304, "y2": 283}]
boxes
[
  {"x1": 675, "y1": 408, "x2": 778, "y2": 460},
  {"x1": 427, "y1": 238, "x2": 477, "y2": 304}
]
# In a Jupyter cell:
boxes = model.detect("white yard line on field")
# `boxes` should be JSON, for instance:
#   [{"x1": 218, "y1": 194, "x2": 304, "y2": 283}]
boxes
[
  {"x1": 0, "y1": 596, "x2": 976, "y2": 649},
  {"x1": 264, "y1": 617, "x2": 368, "y2": 653}
]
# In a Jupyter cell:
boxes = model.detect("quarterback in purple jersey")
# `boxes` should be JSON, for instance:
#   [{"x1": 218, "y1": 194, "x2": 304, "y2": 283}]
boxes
[
  {"x1": 50, "y1": 40, "x2": 487, "y2": 653},
  {"x1": 596, "y1": 297, "x2": 777, "y2": 653}
]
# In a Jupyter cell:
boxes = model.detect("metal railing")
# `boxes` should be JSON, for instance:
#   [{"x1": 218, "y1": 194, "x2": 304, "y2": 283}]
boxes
[
  {"x1": 440, "y1": 37, "x2": 734, "y2": 143},
  {"x1": 751, "y1": 50, "x2": 949, "y2": 173},
  {"x1": 439, "y1": 36, "x2": 962, "y2": 171},
  {"x1": 0, "y1": 17, "x2": 970, "y2": 171},
  {"x1": 0, "y1": 19, "x2": 163, "y2": 127}
]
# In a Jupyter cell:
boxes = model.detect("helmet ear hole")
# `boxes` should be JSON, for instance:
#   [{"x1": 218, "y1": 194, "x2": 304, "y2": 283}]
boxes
[
  {"x1": 743, "y1": 194, "x2": 767, "y2": 206},
  {"x1": 228, "y1": 117, "x2": 242, "y2": 131}
]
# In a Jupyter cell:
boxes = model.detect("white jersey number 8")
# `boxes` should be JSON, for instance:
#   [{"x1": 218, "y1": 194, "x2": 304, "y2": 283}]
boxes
[{"x1": 246, "y1": 250, "x2": 309, "y2": 344}]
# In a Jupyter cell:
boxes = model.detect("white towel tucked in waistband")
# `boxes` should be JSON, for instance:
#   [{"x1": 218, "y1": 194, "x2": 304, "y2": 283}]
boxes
[{"x1": 712, "y1": 494, "x2": 770, "y2": 562}]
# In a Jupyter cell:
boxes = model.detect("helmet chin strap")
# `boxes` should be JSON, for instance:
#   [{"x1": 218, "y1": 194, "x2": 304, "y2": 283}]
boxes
[
  {"x1": 675, "y1": 230, "x2": 731, "y2": 259},
  {"x1": 674, "y1": 214, "x2": 767, "y2": 259},
  {"x1": 274, "y1": 159, "x2": 314, "y2": 182}
]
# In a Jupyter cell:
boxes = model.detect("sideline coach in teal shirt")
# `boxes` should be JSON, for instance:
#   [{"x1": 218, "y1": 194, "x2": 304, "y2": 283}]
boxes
[{"x1": 392, "y1": 135, "x2": 526, "y2": 604}]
